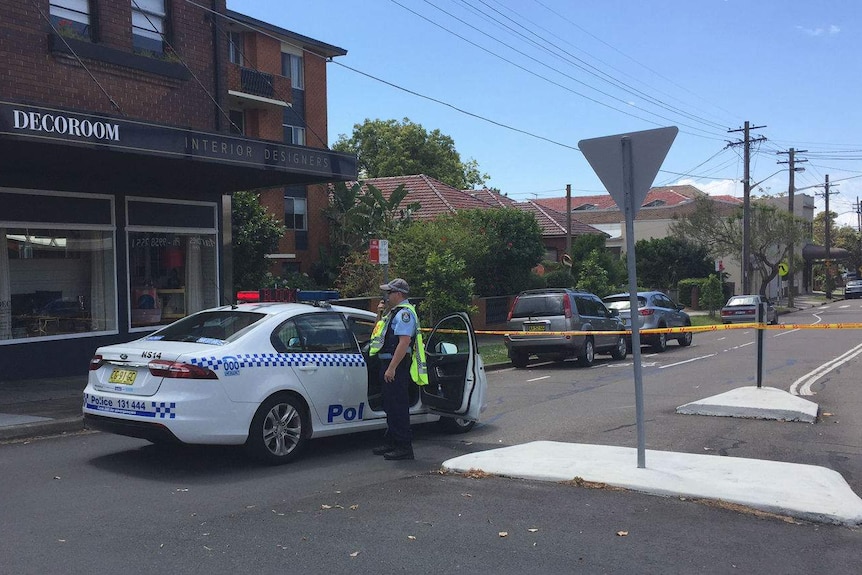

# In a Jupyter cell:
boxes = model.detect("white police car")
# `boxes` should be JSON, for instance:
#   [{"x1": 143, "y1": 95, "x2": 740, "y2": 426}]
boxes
[{"x1": 83, "y1": 297, "x2": 487, "y2": 464}]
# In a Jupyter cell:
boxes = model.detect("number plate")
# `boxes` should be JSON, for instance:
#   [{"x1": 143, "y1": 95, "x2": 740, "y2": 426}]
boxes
[
  {"x1": 526, "y1": 324, "x2": 546, "y2": 332},
  {"x1": 108, "y1": 369, "x2": 137, "y2": 385}
]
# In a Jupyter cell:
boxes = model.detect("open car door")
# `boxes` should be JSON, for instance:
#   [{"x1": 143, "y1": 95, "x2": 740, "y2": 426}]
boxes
[{"x1": 420, "y1": 312, "x2": 487, "y2": 421}]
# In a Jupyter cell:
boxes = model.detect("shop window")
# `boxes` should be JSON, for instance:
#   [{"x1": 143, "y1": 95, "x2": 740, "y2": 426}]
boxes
[
  {"x1": 127, "y1": 232, "x2": 218, "y2": 329},
  {"x1": 132, "y1": 0, "x2": 166, "y2": 55},
  {"x1": 50, "y1": 0, "x2": 92, "y2": 40},
  {"x1": 1, "y1": 228, "x2": 116, "y2": 342}
]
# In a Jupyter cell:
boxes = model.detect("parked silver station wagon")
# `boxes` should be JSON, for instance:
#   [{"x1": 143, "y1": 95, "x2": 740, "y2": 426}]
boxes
[{"x1": 504, "y1": 288, "x2": 627, "y2": 368}]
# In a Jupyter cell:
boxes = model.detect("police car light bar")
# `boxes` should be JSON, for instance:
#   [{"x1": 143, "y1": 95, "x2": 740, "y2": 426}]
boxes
[{"x1": 235, "y1": 289, "x2": 340, "y2": 304}]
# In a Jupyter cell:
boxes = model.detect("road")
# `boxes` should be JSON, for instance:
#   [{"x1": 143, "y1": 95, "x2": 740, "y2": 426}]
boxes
[{"x1": 1, "y1": 305, "x2": 861, "y2": 574}]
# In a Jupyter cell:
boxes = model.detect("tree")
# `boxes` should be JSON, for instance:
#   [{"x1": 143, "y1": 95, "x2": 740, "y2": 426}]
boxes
[
  {"x1": 332, "y1": 118, "x2": 489, "y2": 189},
  {"x1": 700, "y1": 274, "x2": 724, "y2": 317},
  {"x1": 231, "y1": 191, "x2": 286, "y2": 290},
  {"x1": 634, "y1": 237, "x2": 714, "y2": 290},
  {"x1": 419, "y1": 251, "x2": 477, "y2": 324},
  {"x1": 568, "y1": 234, "x2": 626, "y2": 290},
  {"x1": 321, "y1": 181, "x2": 418, "y2": 289},
  {"x1": 669, "y1": 195, "x2": 809, "y2": 295},
  {"x1": 575, "y1": 250, "x2": 612, "y2": 297},
  {"x1": 392, "y1": 207, "x2": 546, "y2": 297}
]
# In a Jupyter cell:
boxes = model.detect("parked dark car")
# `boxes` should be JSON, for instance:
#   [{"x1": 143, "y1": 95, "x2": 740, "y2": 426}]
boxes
[
  {"x1": 603, "y1": 291, "x2": 692, "y2": 352},
  {"x1": 504, "y1": 288, "x2": 627, "y2": 368}
]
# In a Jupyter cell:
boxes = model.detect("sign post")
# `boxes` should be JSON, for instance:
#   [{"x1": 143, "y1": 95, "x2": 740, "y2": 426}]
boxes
[
  {"x1": 370, "y1": 239, "x2": 390, "y2": 284},
  {"x1": 579, "y1": 126, "x2": 678, "y2": 469}
]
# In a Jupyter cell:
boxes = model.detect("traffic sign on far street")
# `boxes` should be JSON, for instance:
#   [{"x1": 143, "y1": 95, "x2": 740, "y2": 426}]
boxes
[{"x1": 779, "y1": 262, "x2": 789, "y2": 276}]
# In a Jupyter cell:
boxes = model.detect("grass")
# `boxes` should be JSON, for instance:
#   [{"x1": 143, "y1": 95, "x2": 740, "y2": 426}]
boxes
[{"x1": 690, "y1": 315, "x2": 722, "y2": 326}]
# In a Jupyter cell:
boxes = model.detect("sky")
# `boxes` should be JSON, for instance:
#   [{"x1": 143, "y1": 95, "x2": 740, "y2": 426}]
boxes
[{"x1": 229, "y1": 0, "x2": 862, "y2": 228}]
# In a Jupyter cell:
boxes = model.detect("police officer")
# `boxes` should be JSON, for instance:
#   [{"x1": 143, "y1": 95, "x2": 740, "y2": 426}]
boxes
[{"x1": 369, "y1": 278, "x2": 427, "y2": 460}]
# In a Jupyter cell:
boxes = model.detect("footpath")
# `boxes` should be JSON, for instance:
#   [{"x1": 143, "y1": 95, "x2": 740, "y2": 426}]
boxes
[{"x1": 5, "y1": 293, "x2": 862, "y2": 526}]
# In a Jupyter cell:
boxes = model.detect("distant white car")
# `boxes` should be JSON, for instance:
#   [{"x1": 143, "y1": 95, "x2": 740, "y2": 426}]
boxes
[
  {"x1": 844, "y1": 279, "x2": 862, "y2": 299},
  {"x1": 720, "y1": 295, "x2": 778, "y2": 325},
  {"x1": 83, "y1": 300, "x2": 487, "y2": 464}
]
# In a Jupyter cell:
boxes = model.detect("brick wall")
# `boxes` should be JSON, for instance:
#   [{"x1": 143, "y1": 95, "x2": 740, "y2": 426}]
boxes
[{"x1": 1, "y1": 0, "x2": 226, "y2": 130}]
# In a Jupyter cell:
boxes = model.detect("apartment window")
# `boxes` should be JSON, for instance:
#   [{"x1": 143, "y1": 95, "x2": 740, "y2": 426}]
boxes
[
  {"x1": 229, "y1": 110, "x2": 245, "y2": 135},
  {"x1": 49, "y1": 0, "x2": 92, "y2": 39},
  {"x1": 282, "y1": 52, "x2": 304, "y2": 90},
  {"x1": 284, "y1": 125, "x2": 305, "y2": 146},
  {"x1": 132, "y1": 0, "x2": 166, "y2": 54},
  {"x1": 284, "y1": 194, "x2": 307, "y2": 231},
  {"x1": 228, "y1": 31, "x2": 243, "y2": 65}
]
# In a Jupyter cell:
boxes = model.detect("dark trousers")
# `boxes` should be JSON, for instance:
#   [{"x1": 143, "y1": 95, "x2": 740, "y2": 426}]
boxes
[{"x1": 380, "y1": 357, "x2": 412, "y2": 446}]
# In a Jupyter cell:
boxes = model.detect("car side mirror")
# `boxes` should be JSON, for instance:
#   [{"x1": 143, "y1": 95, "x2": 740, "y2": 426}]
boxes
[
  {"x1": 676, "y1": 304, "x2": 685, "y2": 311},
  {"x1": 436, "y1": 341, "x2": 458, "y2": 354}
]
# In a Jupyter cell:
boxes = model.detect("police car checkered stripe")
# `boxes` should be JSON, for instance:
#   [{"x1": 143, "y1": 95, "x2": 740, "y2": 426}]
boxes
[
  {"x1": 153, "y1": 402, "x2": 176, "y2": 419},
  {"x1": 190, "y1": 353, "x2": 366, "y2": 371}
]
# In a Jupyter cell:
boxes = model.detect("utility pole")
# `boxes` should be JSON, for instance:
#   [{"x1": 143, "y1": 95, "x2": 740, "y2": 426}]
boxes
[
  {"x1": 777, "y1": 148, "x2": 807, "y2": 307},
  {"x1": 815, "y1": 175, "x2": 840, "y2": 298},
  {"x1": 566, "y1": 184, "x2": 572, "y2": 261},
  {"x1": 728, "y1": 121, "x2": 767, "y2": 294}
]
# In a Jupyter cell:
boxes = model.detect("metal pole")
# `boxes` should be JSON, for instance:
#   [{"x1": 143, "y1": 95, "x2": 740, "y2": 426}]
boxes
[
  {"x1": 825, "y1": 175, "x2": 832, "y2": 299},
  {"x1": 756, "y1": 302, "x2": 765, "y2": 388},
  {"x1": 742, "y1": 121, "x2": 751, "y2": 294},
  {"x1": 622, "y1": 137, "x2": 646, "y2": 469},
  {"x1": 566, "y1": 184, "x2": 572, "y2": 262},
  {"x1": 787, "y1": 149, "x2": 795, "y2": 308}
]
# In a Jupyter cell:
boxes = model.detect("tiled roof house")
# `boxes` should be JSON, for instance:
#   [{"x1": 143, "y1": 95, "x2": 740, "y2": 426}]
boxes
[{"x1": 355, "y1": 175, "x2": 607, "y2": 262}]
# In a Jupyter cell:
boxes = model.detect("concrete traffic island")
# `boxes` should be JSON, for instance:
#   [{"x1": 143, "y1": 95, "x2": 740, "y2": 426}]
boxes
[
  {"x1": 442, "y1": 441, "x2": 862, "y2": 526},
  {"x1": 675, "y1": 386, "x2": 819, "y2": 423}
]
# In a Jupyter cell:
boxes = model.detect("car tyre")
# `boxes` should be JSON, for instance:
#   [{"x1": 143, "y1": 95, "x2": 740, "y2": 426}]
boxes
[
  {"x1": 577, "y1": 337, "x2": 595, "y2": 367},
  {"x1": 510, "y1": 351, "x2": 529, "y2": 368},
  {"x1": 438, "y1": 417, "x2": 476, "y2": 434},
  {"x1": 678, "y1": 326, "x2": 693, "y2": 347},
  {"x1": 652, "y1": 329, "x2": 668, "y2": 353},
  {"x1": 246, "y1": 393, "x2": 308, "y2": 465},
  {"x1": 610, "y1": 335, "x2": 627, "y2": 360}
]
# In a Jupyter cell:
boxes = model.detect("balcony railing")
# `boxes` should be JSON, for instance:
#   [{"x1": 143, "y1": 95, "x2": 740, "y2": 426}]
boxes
[{"x1": 240, "y1": 67, "x2": 275, "y2": 98}]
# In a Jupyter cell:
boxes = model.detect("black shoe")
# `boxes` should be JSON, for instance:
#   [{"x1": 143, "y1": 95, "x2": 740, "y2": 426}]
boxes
[
  {"x1": 383, "y1": 447, "x2": 414, "y2": 460},
  {"x1": 372, "y1": 444, "x2": 395, "y2": 456}
]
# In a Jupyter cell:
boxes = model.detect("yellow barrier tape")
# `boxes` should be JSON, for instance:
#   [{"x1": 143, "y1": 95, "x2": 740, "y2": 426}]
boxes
[{"x1": 421, "y1": 322, "x2": 862, "y2": 337}]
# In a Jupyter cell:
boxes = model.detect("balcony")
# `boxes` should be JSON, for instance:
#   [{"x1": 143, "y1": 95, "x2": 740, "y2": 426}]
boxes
[{"x1": 227, "y1": 63, "x2": 291, "y2": 111}]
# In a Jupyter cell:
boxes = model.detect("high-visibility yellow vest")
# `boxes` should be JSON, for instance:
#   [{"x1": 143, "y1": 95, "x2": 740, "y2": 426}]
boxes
[{"x1": 369, "y1": 302, "x2": 428, "y2": 386}]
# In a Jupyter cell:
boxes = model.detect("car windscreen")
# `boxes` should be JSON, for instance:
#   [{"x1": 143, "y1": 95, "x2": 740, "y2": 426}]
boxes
[
  {"x1": 603, "y1": 296, "x2": 646, "y2": 311},
  {"x1": 726, "y1": 297, "x2": 757, "y2": 306},
  {"x1": 511, "y1": 294, "x2": 565, "y2": 317},
  {"x1": 146, "y1": 311, "x2": 267, "y2": 345}
]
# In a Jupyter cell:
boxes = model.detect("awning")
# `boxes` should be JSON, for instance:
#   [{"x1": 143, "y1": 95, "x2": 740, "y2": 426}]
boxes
[
  {"x1": 802, "y1": 243, "x2": 851, "y2": 261},
  {"x1": 0, "y1": 101, "x2": 356, "y2": 195}
]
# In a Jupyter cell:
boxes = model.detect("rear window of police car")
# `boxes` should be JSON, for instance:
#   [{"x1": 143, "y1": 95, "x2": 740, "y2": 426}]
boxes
[{"x1": 150, "y1": 311, "x2": 266, "y2": 344}]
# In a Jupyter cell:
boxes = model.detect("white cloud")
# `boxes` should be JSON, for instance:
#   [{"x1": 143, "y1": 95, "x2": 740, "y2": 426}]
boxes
[
  {"x1": 796, "y1": 24, "x2": 840, "y2": 36},
  {"x1": 675, "y1": 177, "x2": 739, "y2": 197}
]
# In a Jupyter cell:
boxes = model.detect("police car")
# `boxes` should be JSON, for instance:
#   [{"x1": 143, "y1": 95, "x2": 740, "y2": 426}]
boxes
[{"x1": 83, "y1": 291, "x2": 487, "y2": 464}]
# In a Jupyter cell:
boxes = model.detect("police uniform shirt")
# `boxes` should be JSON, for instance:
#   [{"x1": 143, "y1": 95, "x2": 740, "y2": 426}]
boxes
[{"x1": 391, "y1": 304, "x2": 417, "y2": 341}]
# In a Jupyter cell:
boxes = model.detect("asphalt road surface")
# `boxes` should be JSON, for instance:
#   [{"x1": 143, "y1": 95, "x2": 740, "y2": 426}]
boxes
[{"x1": 2, "y1": 305, "x2": 861, "y2": 574}]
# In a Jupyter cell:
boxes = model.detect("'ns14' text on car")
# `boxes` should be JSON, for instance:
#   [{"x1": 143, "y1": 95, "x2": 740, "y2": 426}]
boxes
[{"x1": 83, "y1": 296, "x2": 487, "y2": 464}]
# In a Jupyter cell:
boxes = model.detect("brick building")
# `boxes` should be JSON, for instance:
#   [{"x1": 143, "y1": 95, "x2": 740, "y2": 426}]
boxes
[{"x1": 0, "y1": 1, "x2": 354, "y2": 377}]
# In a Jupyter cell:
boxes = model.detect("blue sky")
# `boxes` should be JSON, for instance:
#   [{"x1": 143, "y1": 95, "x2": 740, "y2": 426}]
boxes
[{"x1": 230, "y1": 0, "x2": 862, "y2": 227}]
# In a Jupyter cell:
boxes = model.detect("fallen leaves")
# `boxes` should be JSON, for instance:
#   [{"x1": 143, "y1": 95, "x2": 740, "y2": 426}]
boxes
[{"x1": 462, "y1": 468, "x2": 492, "y2": 479}]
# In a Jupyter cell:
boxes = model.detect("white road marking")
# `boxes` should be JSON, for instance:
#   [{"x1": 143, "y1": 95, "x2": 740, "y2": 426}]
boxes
[
  {"x1": 658, "y1": 354, "x2": 716, "y2": 369},
  {"x1": 790, "y1": 341, "x2": 862, "y2": 396},
  {"x1": 716, "y1": 337, "x2": 726, "y2": 341},
  {"x1": 774, "y1": 328, "x2": 800, "y2": 337},
  {"x1": 526, "y1": 376, "x2": 550, "y2": 382},
  {"x1": 839, "y1": 304, "x2": 850, "y2": 309}
]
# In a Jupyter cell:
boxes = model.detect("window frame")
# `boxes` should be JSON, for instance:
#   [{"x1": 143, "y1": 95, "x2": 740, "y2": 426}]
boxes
[{"x1": 131, "y1": 0, "x2": 167, "y2": 55}]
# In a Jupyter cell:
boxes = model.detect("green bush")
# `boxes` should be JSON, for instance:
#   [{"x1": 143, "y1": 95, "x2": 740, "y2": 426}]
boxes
[
  {"x1": 544, "y1": 269, "x2": 574, "y2": 288},
  {"x1": 526, "y1": 272, "x2": 547, "y2": 290}
]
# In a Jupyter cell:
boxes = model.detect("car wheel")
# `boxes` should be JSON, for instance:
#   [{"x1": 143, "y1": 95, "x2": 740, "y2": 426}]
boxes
[
  {"x1": 652, "y1": 329, "x2": 668, "y2": 353},
  {"x1": 679, "y1": 326, "x2": 693, "y2": 347},
  {"x1": 510, "y1": 351, "x2": 529, "y2": 368},
  {"x1": 246, "y1": 393, "x2": 309, "y2": 465},
  {"x1": 438, "y1": 417, "x2": 476, "y2": 434},
  {"x1": 610, "y1": 335, "x2": 627, "y2": 360},
  {"x1": 577, "y1": 337, "x2": 595, "y2": 367}
]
